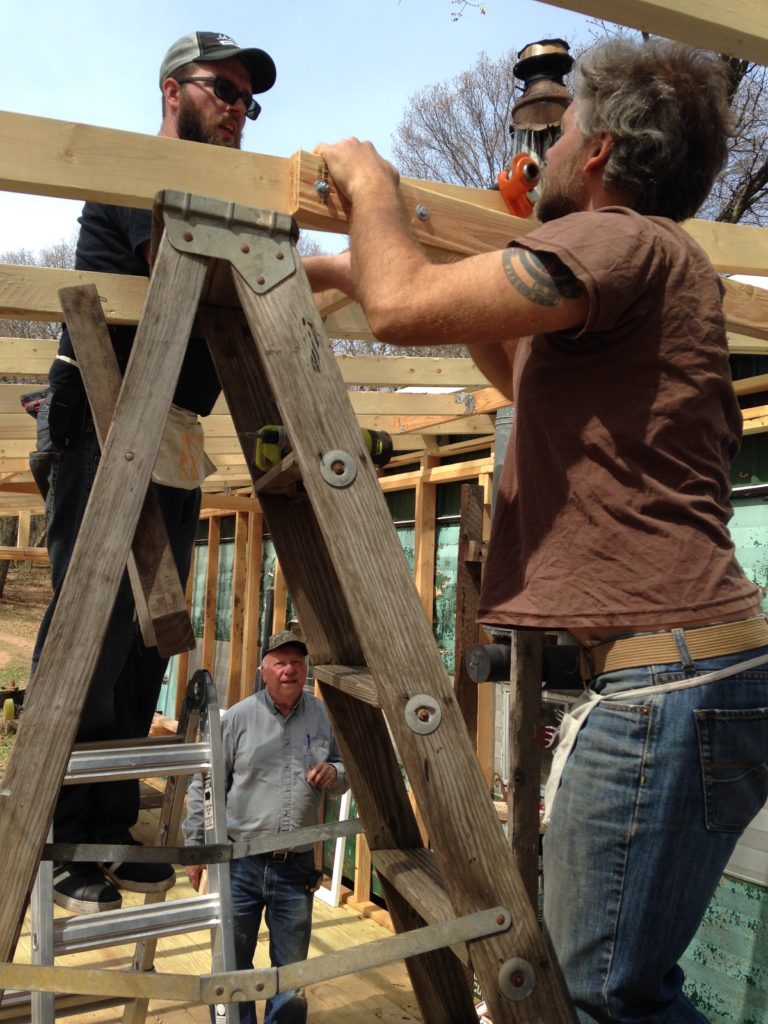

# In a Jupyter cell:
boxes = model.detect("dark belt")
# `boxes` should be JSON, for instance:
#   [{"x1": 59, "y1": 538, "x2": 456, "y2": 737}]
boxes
[
  {"x1": 582, "y1": 616, "x2": 768, "y2": 677},
  {"x1": 269, "y1": 849, "x2": 298, "y2": 861}
]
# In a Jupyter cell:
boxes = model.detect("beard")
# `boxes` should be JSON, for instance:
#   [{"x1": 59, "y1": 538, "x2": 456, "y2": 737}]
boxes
[
  {"x1": 176, "y1": 94, "x2": 242, "y2": 150},
  {"x1": 535, "y1": 152, "x2": 587, "y2": 223}
]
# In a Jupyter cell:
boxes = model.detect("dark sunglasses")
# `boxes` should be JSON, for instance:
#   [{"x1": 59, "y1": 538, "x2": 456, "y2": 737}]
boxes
[{"x1": 175, "y1": 76, "x2": 262, "y2": 120}]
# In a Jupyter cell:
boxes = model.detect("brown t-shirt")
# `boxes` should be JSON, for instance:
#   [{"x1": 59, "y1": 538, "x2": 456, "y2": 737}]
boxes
[{"x1": 478, "y1": 207, "x2": 761, "y2": 630}]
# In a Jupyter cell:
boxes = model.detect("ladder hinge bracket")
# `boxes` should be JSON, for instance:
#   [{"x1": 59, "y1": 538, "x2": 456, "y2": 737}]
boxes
[{"x1": 157, "y1": 189, "x2": 298, "y2": 293}]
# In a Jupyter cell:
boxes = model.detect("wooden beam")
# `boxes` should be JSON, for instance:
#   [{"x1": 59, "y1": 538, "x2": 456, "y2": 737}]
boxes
[
  {"x1": 725, "y1": 277, "x2": 768, "y2": 341},
  {"x1": 0, "y1": 337, "x2": 491, "y2": 392},
  {"x1": 729, "y1": 330, "x2": 768, "y2": 355},
  {"x1": 241, "y1": 509, "x2": 263, "y2": 698},
  {"x1": 201, "y1": 515, "x2": 221, "y2": 676},
  {"x1": 378, "y1": 457, "x2": 494, "y2": 492},
  {"x1": 0, "y1": 111, "x2": 290, "y2": 211},
  {"x1": 0, "y1": 337, "x2": 56, "y2": 376},
  {"x1": 413, "y1": 456, "x2": 438, "y2": 625},
  {"x1": 226, "y1": 511, "x2": 248, "y2": 708},
  {"x1": 0, "y1": 109, "x2": 767, "y2": 276},
  {"x1": 538, "y1": 0, "x2": 768, "y2": 65},
  {"x1": 734, "y1": 374, "x2": 768, "y2": 397},
  {"x1": 4, "y1": 262, "x2": 768, "y2": 350},
  {"x1": 0, "y1": 545, "x2": 47, "y2": 562}
]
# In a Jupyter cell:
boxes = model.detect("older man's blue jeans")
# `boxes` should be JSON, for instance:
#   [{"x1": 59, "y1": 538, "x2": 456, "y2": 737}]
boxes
[
  {"x1": 543, "y1": 645, "x2": 768, "y2": 1023},
  {"x1": 227, "y1": 852, "x2": 314, "y2": 1024}
]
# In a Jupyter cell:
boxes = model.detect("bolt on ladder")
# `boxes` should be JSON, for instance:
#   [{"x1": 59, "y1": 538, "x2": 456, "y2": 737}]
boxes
[{"x1": 0, "y1": 189, "x2": 575, "y2": 1023}]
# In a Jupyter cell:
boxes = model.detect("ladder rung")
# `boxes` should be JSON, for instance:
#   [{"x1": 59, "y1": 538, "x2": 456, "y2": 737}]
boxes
[
  {"x1": 64, "y1": 742, "x2": 212, "y2": 783},
  {"x1": 52, "y1": 894, "x2": 222, "y2": 955},
  {"x1": 250, "y1": 452, "x2": 302, "y2": 496},
  {"x1": 372, "y1": 848, "x2": 471, "y2": 965},
  {"x1": 314, "y1": 665, "x2": 380, "y2": 707}
]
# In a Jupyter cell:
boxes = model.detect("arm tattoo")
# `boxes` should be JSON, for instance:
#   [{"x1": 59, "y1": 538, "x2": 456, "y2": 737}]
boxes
[{"x1": 502, "y1": 247, "x2": 583, "y2": 306}]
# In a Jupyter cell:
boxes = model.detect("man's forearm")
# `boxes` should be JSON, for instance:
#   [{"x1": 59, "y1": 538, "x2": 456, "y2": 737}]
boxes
[{"x1": 468, "y1": 340, "x2": 519, "y2": 401}]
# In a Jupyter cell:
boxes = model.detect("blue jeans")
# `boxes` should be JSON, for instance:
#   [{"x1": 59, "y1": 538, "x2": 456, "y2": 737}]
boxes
[
  {"x1": 227, "y1": 852, "x2": 314, "y2": 1024},
  {"x1": 29, "y1": 410, "x2": 201, "y2": 843},
  {"x1": 543, "y1": 645, "x2": 768, "y2": 1023}
]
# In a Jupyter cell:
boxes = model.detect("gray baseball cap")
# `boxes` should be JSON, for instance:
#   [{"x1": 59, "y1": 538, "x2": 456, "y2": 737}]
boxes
[
  {"x1": 159, "y1": 31, "x2": 276, "y2": 94},
  {"x1": 264, "y1": 631, "x2": 308, "y2": 656}
]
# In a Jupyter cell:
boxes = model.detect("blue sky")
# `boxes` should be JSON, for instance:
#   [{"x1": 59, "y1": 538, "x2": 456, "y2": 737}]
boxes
[{"x1": 0, "y1": 0, "x2": 594, "y2": 254}]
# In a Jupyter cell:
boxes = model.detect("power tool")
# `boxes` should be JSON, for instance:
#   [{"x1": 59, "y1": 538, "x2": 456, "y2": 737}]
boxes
[{"x1": 254, "y1": 425, "x2": 393, "y2": 473}]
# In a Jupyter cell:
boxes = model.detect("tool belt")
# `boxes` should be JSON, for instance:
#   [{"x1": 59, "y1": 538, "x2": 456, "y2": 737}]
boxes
[{"x1": 582, "y1": 616, "x2": 768, "y2": 677}]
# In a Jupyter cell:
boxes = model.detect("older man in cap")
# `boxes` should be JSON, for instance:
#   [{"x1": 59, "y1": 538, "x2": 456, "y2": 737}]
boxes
[
  {"x1": 183, "y1": 631, "x2": 348, "y2": 1024},
  {"x1": 30, "y1": 31, "x2": 276, "y2": 914}
]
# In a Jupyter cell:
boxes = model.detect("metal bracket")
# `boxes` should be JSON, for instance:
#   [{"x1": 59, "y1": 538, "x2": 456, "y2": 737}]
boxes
[
  {"x1": 201, "y1": 907, "x2": 511, "y2": 1002},
  {"x1": 457, "y1": 390, "x2": 476, "y2": 416},
  {"x1": 404, "y1": 694, "x2": 442, "y2": 734},
  {"x1": 158, "y1": 189, "x2": 298, "y2": 294}
]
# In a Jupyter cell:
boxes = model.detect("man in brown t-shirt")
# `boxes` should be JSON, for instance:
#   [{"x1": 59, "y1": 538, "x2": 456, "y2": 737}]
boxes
[{"x1": 305, "y1": 37, "x2": 768, "y2": 1024}]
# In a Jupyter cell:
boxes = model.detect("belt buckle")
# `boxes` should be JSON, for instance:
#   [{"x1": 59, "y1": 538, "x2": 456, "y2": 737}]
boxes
[{"x1": 272, "y1": 850, "x2": 291, "y2": 862}]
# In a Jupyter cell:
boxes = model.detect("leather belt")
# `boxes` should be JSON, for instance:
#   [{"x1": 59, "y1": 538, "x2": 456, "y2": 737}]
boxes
[
  {"x1": 583, "y1": 616, "x2": 768, "y2": 677},
  {"x1": 269, "y1": 849, "x2": 297, "y2": 861}
]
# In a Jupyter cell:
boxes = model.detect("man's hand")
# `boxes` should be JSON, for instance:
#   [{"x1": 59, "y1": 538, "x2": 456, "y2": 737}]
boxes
[
  {"x1": 185, "y1": 863, "x2": 206, "y2": 891},
  {"x1": 313, "y1": 138, "x2": 399, "y2": 202},
  {"x1": 304, "y1": 250, "x2": 354, "y2": 297},
  {"x1": 306, "y1": 761, "x2": 338, "y2": 789}
]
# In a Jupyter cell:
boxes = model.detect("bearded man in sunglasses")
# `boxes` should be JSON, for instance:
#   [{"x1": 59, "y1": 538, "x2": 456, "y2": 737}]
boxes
[{"x1": 29, "y1": 31, "x2": 276, "y2": 915}]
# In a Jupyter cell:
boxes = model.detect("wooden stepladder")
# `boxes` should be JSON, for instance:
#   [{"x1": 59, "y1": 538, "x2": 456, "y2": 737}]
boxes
[{"x1": 0, "y1": 190, "x2": 575, "y2": 1023}]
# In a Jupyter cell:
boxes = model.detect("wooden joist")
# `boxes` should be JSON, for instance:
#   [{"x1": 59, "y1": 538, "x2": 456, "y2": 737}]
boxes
[{"x1": 541, "y1": 0, "x2": 768, "y2": 65}]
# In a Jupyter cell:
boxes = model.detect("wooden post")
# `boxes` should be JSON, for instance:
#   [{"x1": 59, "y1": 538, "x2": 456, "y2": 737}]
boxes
[
  {"x1": 174, "y1": 563, "x2": 196, "y2": 720},
  {"x1": 413, "y1": 455, "x2": 438, "y2": 623},
  {"x1": 241, "y1": 508, "x2": 263, "y2": 695},
  {"x1": 475, "y1": 472, "x2": 496, "y2": 785},
  {"x1": 452, "y1": 484, "x2": 484, "y2": 746},
  {"x1": 201, "y1": 515, "x2": 221, "y2": 675},
  {"x1": 272, "y1": 559, "x2": 287, "y2": 632},
  {"x1": 508, "y1": 629, "x2": 544, "y2": 909},
  {"x1": 226, "y1": 511, "x2": 248, "y2": 707}
]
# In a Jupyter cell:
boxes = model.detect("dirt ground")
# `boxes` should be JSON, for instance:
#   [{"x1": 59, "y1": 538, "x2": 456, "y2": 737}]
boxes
[
  {"x1": 0, "y1": 561, "x2": 51, "y2": 769},
  {"x1": 0, "y1": 561, "x2": 49, "y2": 673}
]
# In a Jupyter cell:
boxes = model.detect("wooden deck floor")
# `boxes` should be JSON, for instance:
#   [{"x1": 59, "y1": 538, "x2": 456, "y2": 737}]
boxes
[{"x1": 8, "y1": 807, "x2": 425, "y2": 1023}]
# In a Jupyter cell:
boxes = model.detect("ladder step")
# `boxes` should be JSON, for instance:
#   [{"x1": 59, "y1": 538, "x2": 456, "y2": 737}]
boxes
[
  {"x1": 250, "y1": 452, "x2": 303, "y2": 496},
  {"x1": 371, "y1": 848, "x2": 470, "y2": 965},
  {"x1": 65, "y1": 740, "x2": 212, "y2": 783},
  {"x1": 52, "y1": 894, "x2": 222, "y2": 955},
  {"x1": 314, "y1": 665, "x2": 380, "y2": 707}
]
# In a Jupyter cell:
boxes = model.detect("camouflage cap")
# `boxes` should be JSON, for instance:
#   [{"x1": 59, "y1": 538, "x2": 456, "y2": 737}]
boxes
[
  {"x1": 264, "y1": 630, "x2": 308, "y2": 656},
  {"x1": 159, "y1": 31, "x2": 276, "y2": 94}
]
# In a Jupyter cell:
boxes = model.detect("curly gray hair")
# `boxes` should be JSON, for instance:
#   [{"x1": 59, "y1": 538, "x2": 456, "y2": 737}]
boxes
[{"x1": 573, "y1": 38, "x2": 734, "y2": 222}]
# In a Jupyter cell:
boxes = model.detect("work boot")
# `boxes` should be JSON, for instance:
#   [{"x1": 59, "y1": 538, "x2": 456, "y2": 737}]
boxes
[
  {"x1": 102, "y1": 835, "x2": 176, "y2": 893},
  {"x1": 52, "y1": 861, "x2": 122, "y2": 914}
]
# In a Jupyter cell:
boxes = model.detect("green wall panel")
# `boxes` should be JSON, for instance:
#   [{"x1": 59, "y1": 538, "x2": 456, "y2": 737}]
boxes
[{"x1": 682, "y1": 875, "x2": 768, "y2": 1023}]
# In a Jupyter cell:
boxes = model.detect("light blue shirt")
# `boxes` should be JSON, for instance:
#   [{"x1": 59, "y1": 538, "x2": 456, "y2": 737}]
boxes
[{"x1": 183, "y1": 688, "x2": 348, "y2": 852}]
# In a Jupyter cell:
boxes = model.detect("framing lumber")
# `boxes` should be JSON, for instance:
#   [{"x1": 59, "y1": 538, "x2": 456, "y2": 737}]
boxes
[
  {"x1": 538, "y1": 0, "x2": 768, "y2": 65},
  {"x1": 4, "y1": 262, "x2": 768, "y2": 349},
  {"x1": 0, "y1": 338, "x2": 490, "y2": 390},
  {"x1": 1, "y1": 110, "x2": 768, "y2": 274}
]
